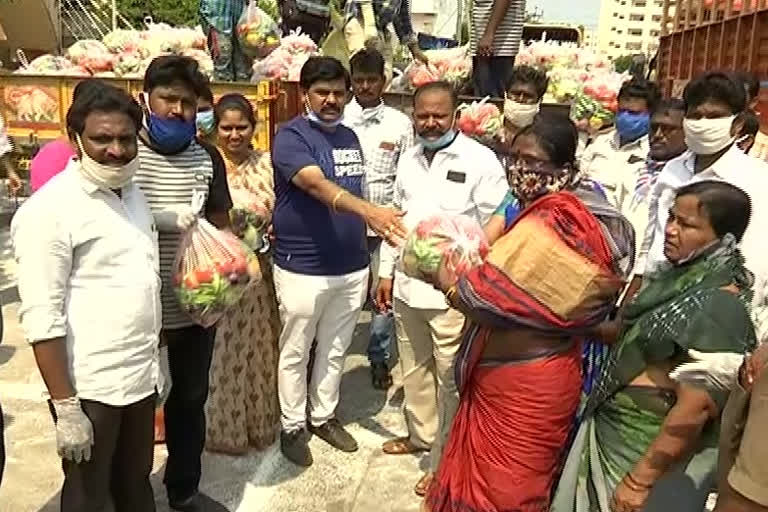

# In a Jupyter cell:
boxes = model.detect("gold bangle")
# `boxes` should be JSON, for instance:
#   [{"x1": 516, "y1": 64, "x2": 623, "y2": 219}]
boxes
[{"x1": 332, "y1": 190, "x2": 347, "y2": 213}]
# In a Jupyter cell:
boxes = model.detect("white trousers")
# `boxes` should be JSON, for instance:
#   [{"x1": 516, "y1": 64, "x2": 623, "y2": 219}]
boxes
[{"x1": 274, "y1": 265, "x2": 369, "y2": 432}]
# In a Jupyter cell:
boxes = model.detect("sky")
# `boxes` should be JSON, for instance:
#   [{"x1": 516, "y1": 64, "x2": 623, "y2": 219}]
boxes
[{"x1": 527, "y1": 0, "x2": 602, "y2": 28}]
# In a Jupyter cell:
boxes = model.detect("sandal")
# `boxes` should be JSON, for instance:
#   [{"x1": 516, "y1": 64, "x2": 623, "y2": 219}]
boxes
[
  {"x1": 371, "y1": 362, "x2": 393, "y2": 390},
  {"x1": 382, "y1": 437, "x2": 429, "y2": 455},
  {"x1": 414, "y1": 473, "x2": 434, "y2": 497}
]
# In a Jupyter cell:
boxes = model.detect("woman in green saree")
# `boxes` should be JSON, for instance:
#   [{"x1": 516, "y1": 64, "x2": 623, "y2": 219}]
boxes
[{"x1": 552, "y1": 180, "x2": 757, "y2": 512}]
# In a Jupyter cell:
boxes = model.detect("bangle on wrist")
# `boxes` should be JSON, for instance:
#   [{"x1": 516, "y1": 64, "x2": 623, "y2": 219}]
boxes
[
  {"x1": 625, "y1": 472, "x2": 652, "y2": 490},
  {"x1": 332, "y1": 190, "x2": 348, "y2": 213}
]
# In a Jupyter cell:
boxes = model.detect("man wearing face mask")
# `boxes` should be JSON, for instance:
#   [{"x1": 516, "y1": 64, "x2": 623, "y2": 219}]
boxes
[
  {"x1": 133, "y1": 56, "x2": 233, "y2": 512},
  {"x1": 500, "y1": 65, "x2": 549, "y2": 146},
  {"x1": 636, "y1": 72, "x2": 768, "y2": 343},
  {"x1": 345, "y1": 48, "x2": 414, "y2": 391},
  {"x1": 615, "y1": 99, "x2": 687, "y2": 290},
  {"x1": 271, "y1": 56, "x2": 406, "y2": 468},
  {"x1": 580, "y1": 78, "x2": 660, "y2": 208},
  {"x1": 376, "y1": 81, "x2": 506, "y2": 496},
  {"x1": 195, "y1": 81, "x2": 216, "y2": 142},
  {"x1": 12, "y1": 83, "x2": 161, "y2": 511}
]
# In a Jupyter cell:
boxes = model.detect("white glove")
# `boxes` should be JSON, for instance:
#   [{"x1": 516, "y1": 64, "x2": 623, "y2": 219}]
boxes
[
  {"x1": 51, "y1": 397, "x2": 94, "y2": 464},
  {"x1": 669, "y1": 349, "x2": 745, "y2": 392},
  {"x1": 154, "y1": 205, "x2": 198, "y2": 233}
]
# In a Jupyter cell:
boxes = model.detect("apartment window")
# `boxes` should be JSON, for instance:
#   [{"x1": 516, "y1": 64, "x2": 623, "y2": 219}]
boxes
[
  {"x1": 626, "y1": 42, "x2": 642, "y2": 50},
  {"x1": 613, "y1": 12, "x2": 618, "y2": 16},
  {"x1": 630, "y1": 13, "x2": 645, "y2": 21},
  {"x1": 633, "y1": 0, "x2": 647, "y2": 6},
  {"x1": 611, "y1": 26, "x2": 617, "y2": 31},
  {"x1": 617, "y1": 29, "x2": 624, "y2": 34},
  {"x1": 650, "y1": 29, "x2": 660, "y2": 37},
  {"x1": 628, "y1": 28, "x2": 643, "y2": 36},
  {"x1": 652, "y1": 14, "x2": 662, "y2": 22}
]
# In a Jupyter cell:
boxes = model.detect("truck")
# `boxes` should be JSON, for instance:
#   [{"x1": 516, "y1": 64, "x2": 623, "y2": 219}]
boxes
[{"x1": 657, "y1": 0, "x2": 768, "y2": 125}]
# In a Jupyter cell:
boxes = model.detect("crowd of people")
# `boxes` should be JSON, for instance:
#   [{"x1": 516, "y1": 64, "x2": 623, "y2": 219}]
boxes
[{"x1": 1, "y1": 20, "x2": 768, "y2": 512}]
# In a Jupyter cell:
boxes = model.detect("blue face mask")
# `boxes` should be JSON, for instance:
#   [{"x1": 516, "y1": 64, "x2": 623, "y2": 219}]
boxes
[
  {"x1": 196, "y1": 110, "x2": 215, "y2": 136},
  {"x1": 417, "y1": 130, "x2": 458, "y2": 151},
  {"x1": 615, "y1": 110, "x2": 650, "y2": 142},
  {"x1": 306, "y1": 110, "x2": 344, "y2": 129},
  {"x1": 146, "y1": 111, "x2": 196, "y2": 153}
]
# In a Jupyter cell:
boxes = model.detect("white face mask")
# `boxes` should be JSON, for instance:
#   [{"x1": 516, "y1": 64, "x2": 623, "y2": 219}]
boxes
[
  {"x1": 76, "y1": 135, "x2": 139, "y2": 190},
  {"x1": 504, "y1": 98, "x2": 540, "y2": 128},
  {"x1": 683, "y1": 115, "x2": 736, "y2": 155}
]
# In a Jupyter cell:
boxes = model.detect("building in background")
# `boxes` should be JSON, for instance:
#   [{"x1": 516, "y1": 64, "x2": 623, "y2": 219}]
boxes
[
  {"x1": 411, "y1": 0, "x2": 463, "y2": 39},
  {"x1": 583, "y1": 27, "x2": 598, "y2": 50},
  {"x1": 596, "y1": 0, "x2": 675, "y2": 59}
]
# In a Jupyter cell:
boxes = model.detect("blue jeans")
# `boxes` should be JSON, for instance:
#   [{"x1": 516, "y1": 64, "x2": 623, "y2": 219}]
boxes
[{"x1": 367, "y1": 237, "x2": 395, "y2": 365}]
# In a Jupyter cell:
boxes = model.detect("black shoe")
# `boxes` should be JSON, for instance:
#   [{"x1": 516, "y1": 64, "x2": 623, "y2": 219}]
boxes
[
  {"x1": 309, "y1": 418, "x2": 358, "y2": 452},
  {"x1": 371, "y1": 361, "x2": 393, "y2": 390},
  {"x1": 169, "y1": 492, "x2": 228, "y2": 512},
  {"x1": 280, "y1": 429, "x2": 313, "y2": 467}
]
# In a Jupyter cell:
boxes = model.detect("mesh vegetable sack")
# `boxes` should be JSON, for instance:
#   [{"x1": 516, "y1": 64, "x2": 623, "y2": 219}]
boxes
[
  {"x1": 66, "y1": 40, "x2": 114, "y2": 73},
  {"x1": 228, "y1": 186, "x2": 270, "y2": 251},
  {"x1": 237, "y1": 3, "x2": 281, "y2": 58},
  {"x1": 400, "y1": 215, "x2": 490, "y2": 290},
  {"x1": 457, "y1": 97, "x2": 503, "y2": 145},
  {"x1": 173, "y1": 219, "x2": 261, "y2": 327}
]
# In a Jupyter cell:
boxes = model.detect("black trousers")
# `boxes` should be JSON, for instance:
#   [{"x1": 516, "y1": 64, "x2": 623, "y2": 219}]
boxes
[
  {"x1": 162, "y1": 325, "x2": 215, "y2": 502},
  {"x1": 472, "y1": 55, "x2": 516, "y2": 98},
  {"x1": 51, "y1": 394, "x2": 156, "y2": 512},
  {"x1": 0, "y1": 402, "x2": 5, "y2": 488}
]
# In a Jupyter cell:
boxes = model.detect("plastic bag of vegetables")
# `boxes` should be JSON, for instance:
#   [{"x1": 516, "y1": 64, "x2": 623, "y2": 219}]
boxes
[
  {"x1": 228, "y1": 186, "x2": 271, "y2": 251},
  {"x1": 173, "y1": 219, "x2": 261, "y2": 327},
  {"x1": 400, "y1": 214, "x2": 489, "y2": 290},
  {"x1": 237, "y1": 2, "x2": 281, "y2": 58},
  {"x1": 66, "y1": 40, "x2": 114, "y2": 73},
  {"x1": 457, "y1": 98, "x2": 503, "y2": 145}
]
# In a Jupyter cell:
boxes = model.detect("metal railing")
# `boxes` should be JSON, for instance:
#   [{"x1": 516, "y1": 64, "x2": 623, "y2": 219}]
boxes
[{"x1": 58, "y1": 0, "x2": 134, "y2": 42}]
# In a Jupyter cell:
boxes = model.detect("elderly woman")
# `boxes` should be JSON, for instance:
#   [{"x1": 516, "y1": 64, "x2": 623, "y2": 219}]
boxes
[
  {"x1": 204, "y1": 93, "x2": 281, "y2": 454},
  {"x1": 426, "y1": 113, "x2": 635, "y2": 512},
  {"x1": 552, "y1": 180, "x2": 757, "y2": 512}
]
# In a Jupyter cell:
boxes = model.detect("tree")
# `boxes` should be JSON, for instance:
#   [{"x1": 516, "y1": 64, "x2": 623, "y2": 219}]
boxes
[
  {"x1": 116, "y1": 0, "x2": 199, "y2": 28},
  {"x1": 613, "y1": 54, "x2": 634, "y2": 73}
]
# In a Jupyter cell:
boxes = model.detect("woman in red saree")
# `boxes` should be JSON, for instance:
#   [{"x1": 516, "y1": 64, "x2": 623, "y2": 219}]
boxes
[{"x1": 425, "y1": 114, "x2": 635, "y2": 512}]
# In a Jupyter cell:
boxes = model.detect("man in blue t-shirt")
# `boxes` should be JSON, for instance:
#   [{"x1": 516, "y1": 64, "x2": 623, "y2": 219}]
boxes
[{"x1": 271, "y1": 56, "x2": 406, "y2": 467}]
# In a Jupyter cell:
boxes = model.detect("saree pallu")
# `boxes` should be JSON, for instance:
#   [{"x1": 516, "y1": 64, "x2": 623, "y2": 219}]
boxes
[
  {"x1": 551, "y1": 386, "x2": 717, "y2": 512},
  {"x1": 428, "y1": 191, "x2": 634, "y2": 512},
  {"x1": 428, "y1": 342, "x2": 582, "y2": 512}
]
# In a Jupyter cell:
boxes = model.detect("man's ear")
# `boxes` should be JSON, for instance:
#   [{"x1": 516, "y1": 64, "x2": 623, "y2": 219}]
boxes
[{"x1": 69, "y1": 132, "x2": 82, "y2": 159}]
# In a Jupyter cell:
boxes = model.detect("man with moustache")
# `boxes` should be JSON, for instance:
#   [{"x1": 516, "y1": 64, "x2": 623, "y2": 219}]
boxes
[
  {"x1": 376, "y1": 80, "x2": 506, "y2": 496},
  {"x1": 271, "y1": 56, "x2": 406, "y2": 467},
  {"x1": 12, "y1": 82, "x2": 160, "y2": 511}
]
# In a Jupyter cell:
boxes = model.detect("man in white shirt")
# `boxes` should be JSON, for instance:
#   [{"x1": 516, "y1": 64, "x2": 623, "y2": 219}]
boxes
[
  {"x1": 376, "y1": 81, "x2": 506, "y2": 495},
  {"x1": 580, "y1": 78, "x2": 660, "y2": 207},
  {"x1": 637, "y1": 72, "x2": 768, "y2": 341},
  {"x1": 346, "y1": 48, "x2": 413, "y2": 390},
  {"x1": 617, "y1": 98, "x2": 687, "y2": 292},
  {"x1": 12, "y1": 82, "x2": 161, "y2": 511}
]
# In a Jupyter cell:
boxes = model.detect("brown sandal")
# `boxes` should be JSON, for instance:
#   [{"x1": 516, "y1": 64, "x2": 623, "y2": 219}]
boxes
[
  {"x1": 414, "y1": 473, "x2": 434, "y2": 497},
  {"x1": 382, "y1": 437, "x2": 429, "y2": 455}
]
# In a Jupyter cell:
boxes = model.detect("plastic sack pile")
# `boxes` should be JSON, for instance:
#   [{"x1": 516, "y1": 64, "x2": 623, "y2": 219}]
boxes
[
  {"x1": 457, "y1": 98, "x2": 503, "y2": 144},
  {"x1": 392, "y1": 46, "x2": 471, "y2": 92},
  {"x1": 16, "y1": 23, "x2": 211, "y2": 79},
  {"x1": 570, "y1": 72, "x2": 627, "y2": 132},
  {"x1": 237, "y1": 3, "x2": 281, "y2": 58},
  {"x1": 174, "y1": 219, "x2": 261, "y2": 327},
  {"x1": 251, "y1": 29, "x2": 319, "y2": 82},
  {"x1": 516, "y1": 41, "x2": 624, "y2": 105},
  {"x1": 400, "y1": 215, "x2": 489, "y2": 290}
]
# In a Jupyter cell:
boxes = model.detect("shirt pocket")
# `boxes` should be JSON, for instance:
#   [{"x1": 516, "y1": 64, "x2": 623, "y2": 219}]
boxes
[{"x1": 438, "y1": 175, "x2": 471, "y2": 213}]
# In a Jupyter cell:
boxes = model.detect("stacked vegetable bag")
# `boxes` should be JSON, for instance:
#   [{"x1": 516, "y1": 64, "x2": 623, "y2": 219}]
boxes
[
  {"x1": 251, "y1": 29, "x2": 319, "y2": 82},
  {"x1": 237, "y1": 3, "x2": 281, "y2": 58},
  {"x1": 396, "y1": 46, "x2": 471, "y2": 91},
  {"x1": 174, "y1": 220, "x2": 262, "y2": 327},
  {"x1": 570, "y1": 72, "x2": 627, "y2": 132},
  {"x1": 15, "y1": 24, "x2": 211, "y2": 79},
  {"x1": 400, "y1": 215, "x2": 490, "y2": 290},
  {"x1": 457, "y1": 98, "x2": 503, "y2": 145}
]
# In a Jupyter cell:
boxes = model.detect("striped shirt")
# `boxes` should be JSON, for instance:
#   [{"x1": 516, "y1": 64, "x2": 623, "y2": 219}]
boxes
[
  {"x1": 470, "y1": 0, "x2": 525, "y2": 57},
  {"x1": 344, "y1": 99, "x2": 413, "y2": 236},
  {"x1": 133, "y1": 136, "x2": 232, "y2": 330}
]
